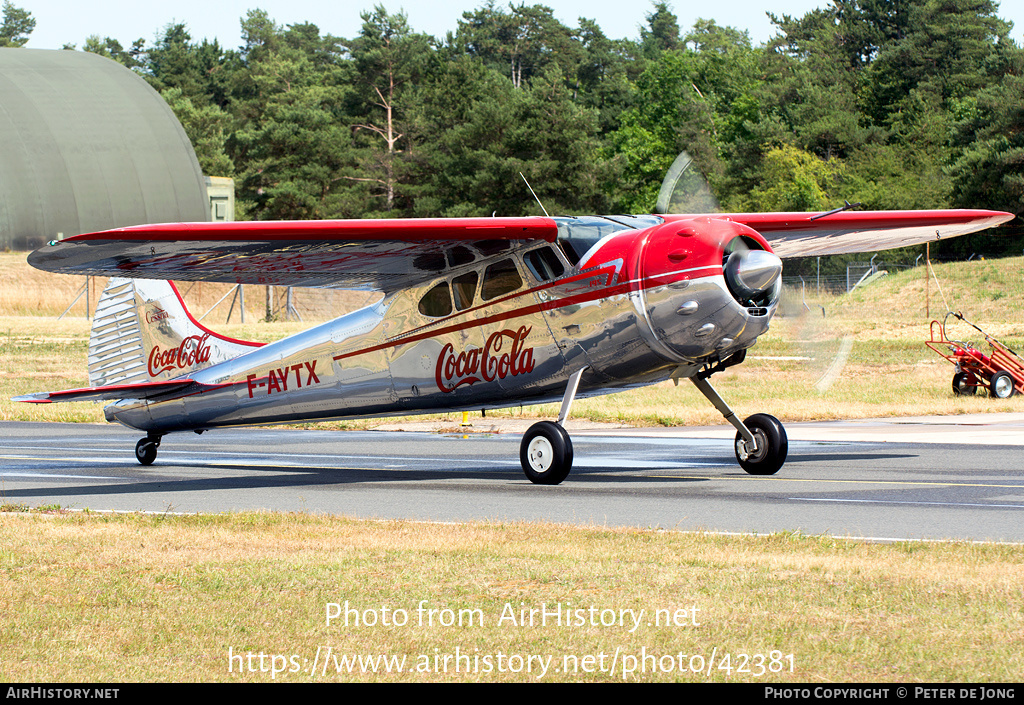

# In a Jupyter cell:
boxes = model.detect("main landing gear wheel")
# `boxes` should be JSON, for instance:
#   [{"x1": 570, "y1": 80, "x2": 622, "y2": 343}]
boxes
[
  {"x1": 990, "y1": 371, "x2": 1016, "y2": 399},
  {"x1": 952, "y1": 372, "x2": 977, "y2": 396},
  {"x1": 520, "y1": 421, "x2": 573, "y2": 485},
  {"x1": 735, "y1": 413, "x2": 787, "y2": 476},
  {"x1": 135, "y1": 437, "x2": 160, "y2": 466}
]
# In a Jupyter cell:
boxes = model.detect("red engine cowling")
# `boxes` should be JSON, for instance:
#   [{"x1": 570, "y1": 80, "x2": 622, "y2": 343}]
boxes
[{"x1": 634, "y1": 217, "x2": 782, "y2": 363}]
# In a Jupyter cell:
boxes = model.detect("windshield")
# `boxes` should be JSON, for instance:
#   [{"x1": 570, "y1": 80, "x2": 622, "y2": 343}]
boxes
[{"x1": 553, "y1": 215, "x2": 663, "y2": 264}]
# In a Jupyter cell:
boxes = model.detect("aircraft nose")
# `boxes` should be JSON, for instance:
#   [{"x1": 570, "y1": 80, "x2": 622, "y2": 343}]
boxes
[{"x1": 724, "y1": 249, "x2": 782, "y2": 304}]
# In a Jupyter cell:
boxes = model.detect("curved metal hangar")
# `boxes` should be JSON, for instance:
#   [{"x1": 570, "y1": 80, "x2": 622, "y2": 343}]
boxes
[{"x1": 0, "y1": 48, "x2": 209, "y2": 251}]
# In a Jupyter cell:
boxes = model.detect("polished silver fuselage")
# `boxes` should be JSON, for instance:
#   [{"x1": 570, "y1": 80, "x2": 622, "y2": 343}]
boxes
[{"x1": 106, "y1": 232, "x2": 776, "y2": 434}]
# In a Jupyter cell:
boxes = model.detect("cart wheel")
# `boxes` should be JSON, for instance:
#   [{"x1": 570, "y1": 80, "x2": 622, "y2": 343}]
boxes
[
  {"x1": 952, "y1": 372, "x2": 977, "y2": 396},
  {"x1": 989, "y1": 371, "x2": 1016, "y2": 399}
]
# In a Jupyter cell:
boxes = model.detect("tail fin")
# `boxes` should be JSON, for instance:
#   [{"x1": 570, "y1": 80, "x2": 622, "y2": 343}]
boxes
[{"x1": 89, "y1": 278, "x2": 263, "y2": 387}]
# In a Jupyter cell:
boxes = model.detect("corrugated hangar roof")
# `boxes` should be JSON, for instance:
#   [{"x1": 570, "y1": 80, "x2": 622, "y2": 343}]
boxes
[{"x1": 0, "y1": 48, "x2": 209, "y2": 251}]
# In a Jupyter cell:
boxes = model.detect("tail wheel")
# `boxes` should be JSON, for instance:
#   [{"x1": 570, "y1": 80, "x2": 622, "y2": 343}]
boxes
[
  {"x1": 735, "y1": 414, "x2": 787, "y2": 476},
  {"x1": 952, "y1": 372, "x2": 977, "y2": 396},
  {"x1": 990, "y1": 371, "x2": 1016, "y2": 399},
  {"x1": 520, "y1": 421, "x2": 573, "y2": 485},
  {"x1": 135, "y1": 437, "x2": 159, "y2": 466}
]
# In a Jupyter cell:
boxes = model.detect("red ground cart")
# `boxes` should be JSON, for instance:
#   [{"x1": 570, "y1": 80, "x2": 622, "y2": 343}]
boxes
[{"x1": 926, "y1": 311, "x2": 1024, "y2": 398}]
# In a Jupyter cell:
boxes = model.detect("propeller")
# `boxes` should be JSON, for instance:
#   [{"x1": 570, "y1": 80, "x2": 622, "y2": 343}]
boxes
[
  {"x1": 655, "y1": 152, "x2": 719, "y2": 215},
  {"x1": 655, "y1": 151, "x2": 849, "y2": 393}
]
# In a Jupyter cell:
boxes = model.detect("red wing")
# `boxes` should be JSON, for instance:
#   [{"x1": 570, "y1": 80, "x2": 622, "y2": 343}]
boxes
[
  {"x1": 27, "y1": 217, "x2": 558, "y2": 292},
  {"x1": 13, "y1": 379, "x2": 206, "y2": 404},
  {"x1": 670, "y1": 210, "x2": 1015, "y2": 258}
]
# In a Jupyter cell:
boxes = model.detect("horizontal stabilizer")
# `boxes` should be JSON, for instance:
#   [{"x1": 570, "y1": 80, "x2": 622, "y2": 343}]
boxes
[{"x1": 13, "y1": 379, "x2": 211, "y2": 404}]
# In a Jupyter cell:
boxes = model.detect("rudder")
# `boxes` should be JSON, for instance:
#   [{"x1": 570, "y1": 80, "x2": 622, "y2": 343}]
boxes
[{"x1": 89, "y1": 278, "x2": 262, "y2": 387}]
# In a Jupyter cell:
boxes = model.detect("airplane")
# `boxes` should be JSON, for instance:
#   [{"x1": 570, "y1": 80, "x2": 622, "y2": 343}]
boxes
[{"x1": 15, "y1": 208, "x2": 1014, "y2": 484}]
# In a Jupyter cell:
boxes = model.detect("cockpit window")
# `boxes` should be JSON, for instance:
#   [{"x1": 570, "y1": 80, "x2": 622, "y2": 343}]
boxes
[
  {"x1": 452, "y1": 271, "x2": 478, "y2": 311},
  {"x1": 524, "y1": 246, "x2": 565, "y2": 281},
  {"x1": 473, "y1": 240, "x2": 512, "y2": 257},
  {"x1": 481, "y1": 258, "x2": 523, "y2": 301},
  {"x1": 446, "y1": 245, "x2": 475, "y2": 268},
  {"x1": 418, "y1": 281, "x2": 452, "y2": 318}
]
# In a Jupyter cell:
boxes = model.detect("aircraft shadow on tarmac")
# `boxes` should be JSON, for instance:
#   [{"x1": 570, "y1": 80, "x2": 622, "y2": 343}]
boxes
[
  {"x1": 0, "y1": 440, "x2": 920, "y2": 500},
  {"x1": 2, "y1": 460, "x2": 730, "y2": 499}
]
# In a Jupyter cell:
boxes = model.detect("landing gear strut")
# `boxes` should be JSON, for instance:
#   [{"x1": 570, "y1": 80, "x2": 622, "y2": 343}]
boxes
[
  {"x1": 690, "y1": 374, "x2": 787, "y2": 475},
  {"x1": 518, "y1": 363, "x2": 788, "y2": 483},
  {"x1": 135, "y1": 434, "x2": 162, "y2": 466},
  {"x1": 520, "y1": 368, "x2": 585, "y2": 485}
]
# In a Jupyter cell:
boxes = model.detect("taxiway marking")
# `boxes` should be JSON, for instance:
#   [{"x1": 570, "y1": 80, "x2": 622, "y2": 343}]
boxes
[{"x1": 651, "y1": 474, "x2": 1024, "y2": 490}]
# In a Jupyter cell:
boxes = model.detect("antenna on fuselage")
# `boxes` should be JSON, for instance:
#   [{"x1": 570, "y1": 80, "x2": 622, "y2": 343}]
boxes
[{"x1": 520, "y1": 172, "x2": 550, "y2": 217}]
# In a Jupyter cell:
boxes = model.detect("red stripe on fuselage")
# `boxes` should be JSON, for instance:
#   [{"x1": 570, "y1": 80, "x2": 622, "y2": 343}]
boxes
[{"x1": 332, "y1": 264, "x2": 721, "y2": 364}]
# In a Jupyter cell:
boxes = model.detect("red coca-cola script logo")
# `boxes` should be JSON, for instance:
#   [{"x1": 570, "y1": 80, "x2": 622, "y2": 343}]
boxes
[
  {"x1": 148, "y1": 334, "x2": 213, "y2": 377},
  {"x1": 436, "y1": 326, "x2": 535, "y2": 393}
]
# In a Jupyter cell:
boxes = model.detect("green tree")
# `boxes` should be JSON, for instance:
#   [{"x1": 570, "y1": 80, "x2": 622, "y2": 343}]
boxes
[
  {"x1": 765, "y1": 7, "x2": 875, "y2": 161},
  {"x1": 571, "y1": 18, "x2": 637, "y2": 133},
  {"x1": 230, "y1": 17, "x2": 354, "y2": 220},
  {"x1": 745, "y1": 144, "x2": 845, "y2": 211},
  {"x1": 455, "y1": 2, "x2": 581, "y2": 90},
  {"x1": 146, "y1": 24, "x2": 240, "y2": 109},
  {"x1": 416, "y1": 59, "x2": 608, "y2": 217},
  {"x1": 863, "y1": 0, "x2": 1012, "y2": 123},
  {"x1": 948, "y1": 67, "x2": 1024, "y2": 215},
  {"x1": 239, "y1": 8, "x2": 284, "y2": 61},
  {"x1": 609, "y1": 22, "x2": 764, "y2": 212},
  {"x1": 81, "y1": 36, "x2": 147, "y2": 71},
  {"x1": 161, "y1": 87, "x2": 235, "y2": 176},
  {"x1": 638, "y1": 2, "x2": 681, "y2": 58},
  {"x1": 346, "y1": 6, "x2": 431, "y2": 215},
  {"x1": 0, "y1": 1, "x2": 34, "y2": 47},
  {"x1": 844, "y1": 90, "x2": 953, "y2": 209}
]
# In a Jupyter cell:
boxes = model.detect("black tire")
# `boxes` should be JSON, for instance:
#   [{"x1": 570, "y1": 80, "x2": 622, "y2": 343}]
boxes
[
  {"x1": 952, "y1": 372, "x2": 977, "y2": 396},
  {"x1": 734, "y1": 414, "x2": 788, "y2": 476},
  {"x1": 520, "y1": 421, "x2": 573, "y2": 485},
  {"x1": 989, "y1": 371, "x2": 1016, "y2": 399},
  {"x1": 135, "y1": 437, "x2": 158, "y2": 466}
]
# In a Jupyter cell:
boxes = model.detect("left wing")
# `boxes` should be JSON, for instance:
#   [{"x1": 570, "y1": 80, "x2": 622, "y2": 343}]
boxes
[
  {"x1": 27, "y1": 217, "x2": 558, "y2": 292},
  {"x1": 687, "y1": 209, "x2": 1015, "y2": 258}
]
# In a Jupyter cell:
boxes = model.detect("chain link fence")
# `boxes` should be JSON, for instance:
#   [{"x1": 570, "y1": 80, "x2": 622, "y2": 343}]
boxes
[
  {"x1": 779, "y1": 260, "x2": 923, "y2": 316},
  {"x1": 173, "y1": 282, "x2": 382, "y2": 324}
]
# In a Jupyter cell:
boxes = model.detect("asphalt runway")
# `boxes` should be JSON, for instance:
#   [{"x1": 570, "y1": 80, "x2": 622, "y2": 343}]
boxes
[{"x1": 3, "y1": 415, "x2": 1024, "y2": 542}]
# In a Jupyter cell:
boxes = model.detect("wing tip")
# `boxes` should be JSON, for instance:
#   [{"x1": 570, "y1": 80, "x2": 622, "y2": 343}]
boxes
[{"x1": 12, "y1": 393, "x2": 52, "y2": 404}]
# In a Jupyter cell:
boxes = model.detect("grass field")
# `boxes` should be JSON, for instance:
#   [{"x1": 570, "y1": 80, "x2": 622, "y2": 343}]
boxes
[
  {"x1": 3, "y1": 251, "x2": 1024, "y2": 682},
  {"x1": 2, "y1": 511, "x2": 1023, "y2": 682}
]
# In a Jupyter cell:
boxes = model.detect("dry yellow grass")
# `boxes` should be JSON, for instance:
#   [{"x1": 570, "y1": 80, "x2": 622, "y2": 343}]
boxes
[
  {"x1": 0, "y1": 253, "x2": 378, "y2": 321},
  {"x1": 2, "y1": 511, "x2": 1022, "y2": 682}
]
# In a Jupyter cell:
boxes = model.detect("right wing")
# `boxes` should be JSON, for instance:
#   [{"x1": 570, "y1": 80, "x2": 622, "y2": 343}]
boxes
[{"x1": 702, "y1": 209, "x2": 1015, "y2": 258}]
